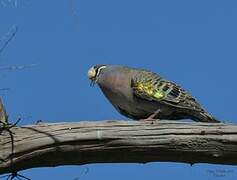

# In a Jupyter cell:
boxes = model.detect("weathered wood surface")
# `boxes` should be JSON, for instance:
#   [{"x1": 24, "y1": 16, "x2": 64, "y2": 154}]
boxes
[{"x1": 0, "y1": 120, "x2": 237, "y2": 174}]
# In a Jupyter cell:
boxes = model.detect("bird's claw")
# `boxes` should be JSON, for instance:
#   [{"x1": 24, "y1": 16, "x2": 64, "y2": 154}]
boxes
[
  {"x1": 139, "y1": 109, "x2": 161, "y2": 124},
  {"x1": 139, "y1": 118, "x2": 156, "y2": 125}
]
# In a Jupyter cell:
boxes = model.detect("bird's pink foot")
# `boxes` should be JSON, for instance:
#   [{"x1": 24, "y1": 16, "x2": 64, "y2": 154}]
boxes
[
  {"x1": 139, "y1": 109, "x2": 161, "y2": 124},
  {"x1": 139, "y1": 118, "x2": 156, "y2": 124}
]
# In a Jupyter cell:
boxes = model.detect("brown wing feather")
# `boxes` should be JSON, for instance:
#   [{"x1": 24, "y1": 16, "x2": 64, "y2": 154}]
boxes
[
  {"x1": 160, "y1": 80, "x2": 204, "y2": 112},
  {"x1": 131, "y1": 70, "x2": 204, "y2": 112}
]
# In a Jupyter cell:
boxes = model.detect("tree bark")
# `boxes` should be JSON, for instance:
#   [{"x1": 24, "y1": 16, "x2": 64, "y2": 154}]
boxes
[{"x1": 0, "y1": 120, "x2": 237, "y2": 175}]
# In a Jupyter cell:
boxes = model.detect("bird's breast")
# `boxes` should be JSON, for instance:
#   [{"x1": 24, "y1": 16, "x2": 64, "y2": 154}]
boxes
[{"x1": 98, "y1": 73, "x2": 134, "y2": 108}]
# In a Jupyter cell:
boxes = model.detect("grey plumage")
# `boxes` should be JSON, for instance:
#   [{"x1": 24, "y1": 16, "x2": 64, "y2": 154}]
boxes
[{"x1": 88, "y1": 64, "x2": 220, "y2": 123}]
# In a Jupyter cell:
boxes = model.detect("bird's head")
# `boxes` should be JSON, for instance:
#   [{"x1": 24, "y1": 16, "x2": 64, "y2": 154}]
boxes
[{"x1": 87, "y1": 65, "x2": 107, "y2": 86}]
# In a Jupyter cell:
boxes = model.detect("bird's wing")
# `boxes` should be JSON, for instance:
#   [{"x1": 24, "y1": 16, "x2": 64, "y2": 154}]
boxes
[{"x1": 131, "y1": 72, "x2": 203, "y2": 111}]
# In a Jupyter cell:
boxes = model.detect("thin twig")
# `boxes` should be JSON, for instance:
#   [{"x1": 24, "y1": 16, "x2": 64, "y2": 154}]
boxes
[
  {"x1": 0, "y1": 64, "x2": 38, "y2": 71},
  {"x1": 70, "y1": 0, "x2": 80, "y2": 30},
  {"x1": 0, "y1": 26, "x2": 18, "y2": 55}
]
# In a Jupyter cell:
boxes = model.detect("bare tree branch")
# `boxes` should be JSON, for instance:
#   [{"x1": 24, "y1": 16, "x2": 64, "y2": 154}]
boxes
[{"x1": 0, "y1": 120, "x2": 237, "y2": 175}]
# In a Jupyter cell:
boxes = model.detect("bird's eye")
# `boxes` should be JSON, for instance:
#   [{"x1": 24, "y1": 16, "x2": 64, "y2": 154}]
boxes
[{"x1": 95, "y1": 67, "x2": 99, "y2": 75}]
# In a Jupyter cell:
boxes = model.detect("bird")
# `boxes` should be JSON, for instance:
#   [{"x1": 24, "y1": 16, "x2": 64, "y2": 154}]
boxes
[{"x1": 87, "y1": 64, "x2": 220, "y2": 123}]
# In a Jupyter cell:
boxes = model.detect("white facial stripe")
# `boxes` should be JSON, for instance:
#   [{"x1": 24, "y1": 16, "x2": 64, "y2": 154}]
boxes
[{"x1": 96, "y1": 66, "x2": 107, "y2": 77}]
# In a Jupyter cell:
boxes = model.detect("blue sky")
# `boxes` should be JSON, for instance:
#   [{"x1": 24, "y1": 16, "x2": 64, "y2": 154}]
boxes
[{"x1": 0, "y1": 0, "x2": 237, "y2": 179}]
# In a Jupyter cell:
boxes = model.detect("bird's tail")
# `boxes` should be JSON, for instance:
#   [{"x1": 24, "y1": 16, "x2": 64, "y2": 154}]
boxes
[{"x1": 192, "y1": 111, "x2": 221, "y2": 123}]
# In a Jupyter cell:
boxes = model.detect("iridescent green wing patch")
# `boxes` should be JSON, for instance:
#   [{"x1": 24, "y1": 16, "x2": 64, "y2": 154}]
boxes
[
  {"x1": 154, "y1": 90, "x2": 165, "y2": 99},
  {"x1": 132, "y1": 81, "x2": 166, "y2": 101}
]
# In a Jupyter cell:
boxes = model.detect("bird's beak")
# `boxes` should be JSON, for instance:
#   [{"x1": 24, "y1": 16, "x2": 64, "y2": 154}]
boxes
[
  {"x1": 90, "y1": 80, "x2": 96, "y2": 87},
  {"x1": 88, "y1": 67, "x2": 97, "y2": 87}
]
